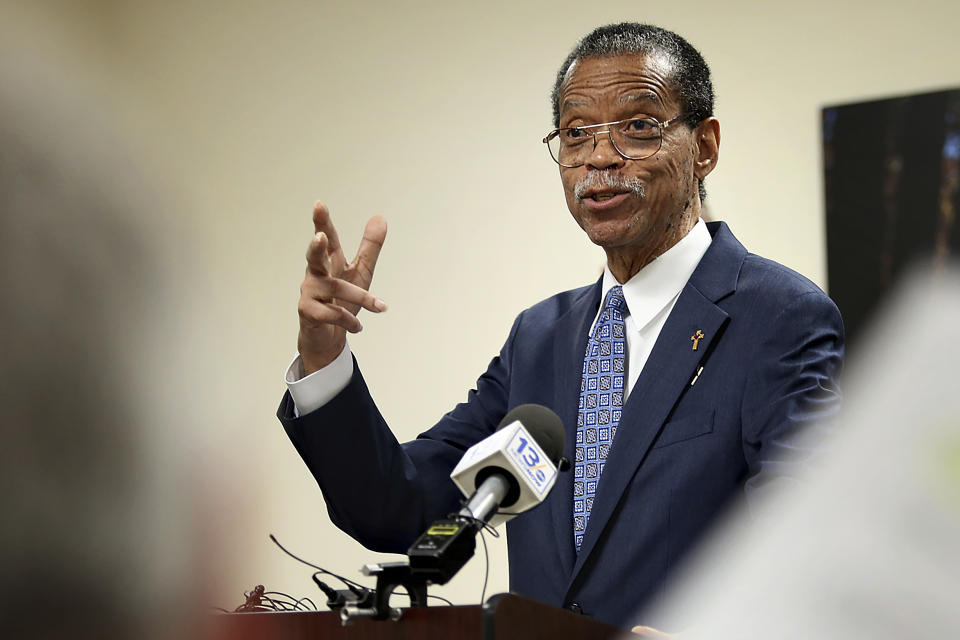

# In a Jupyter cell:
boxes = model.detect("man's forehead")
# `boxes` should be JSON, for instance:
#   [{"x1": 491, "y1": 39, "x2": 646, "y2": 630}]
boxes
[{"x1": 559, "y1": 52, "x2": 676, "y2": 107}]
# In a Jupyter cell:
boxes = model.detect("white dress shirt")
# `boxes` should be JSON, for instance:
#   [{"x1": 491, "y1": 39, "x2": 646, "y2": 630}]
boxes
[
  {"x1": 593, "y1": 218, "x2": 711, "y2": 400},
  {"x1": 286, "y1": 218, "x2": 712, "y2": 415}
]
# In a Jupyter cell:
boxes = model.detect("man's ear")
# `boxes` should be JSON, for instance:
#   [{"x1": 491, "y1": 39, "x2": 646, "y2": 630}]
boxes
[{"x1": 693, "y1": 117, "x2": 720, "y2": 179}]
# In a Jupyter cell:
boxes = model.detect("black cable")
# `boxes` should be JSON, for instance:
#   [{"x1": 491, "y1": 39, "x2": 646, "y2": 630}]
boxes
[
  {"x1": 263, "y1": 590, "x2": 311, "y2": 609},
  {"x1": 260, "y1": 595, "x2": 286, "y2": 610},
  {"x1": 269, "y1": 533, "x2": 368, "y2": 591},
  {"x1": 478, "y1": 524, "x2": 490, "y2": 605},
  {"x1": 312, "y1": 574, "x2": 340, "y2": 599},
  {"x1": 446, "y1": 513, "x2": 499, "y2": 606},
  {"x1": 442, "y1": 511, "x2": 501, "y2": 538},
  {"x1": 392, "y1": 586, "x2": 455, "y2": 607},
  {"x1": 263, "y1": 591, "x2": 295, "y2": 601},
  {"x1": 262, "y1": 591, "x2": 313, "y2": 611}
]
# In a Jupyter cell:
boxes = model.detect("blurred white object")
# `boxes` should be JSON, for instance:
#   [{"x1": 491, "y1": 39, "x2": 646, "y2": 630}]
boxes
[{"x1": 642, "y1": 266, "x2": 960, "y2": 639}]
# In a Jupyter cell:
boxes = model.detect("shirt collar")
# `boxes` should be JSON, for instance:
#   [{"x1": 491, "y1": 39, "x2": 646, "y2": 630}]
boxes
[{"x1": 598, "y1": 218, "x2": 712, "y2": 332}]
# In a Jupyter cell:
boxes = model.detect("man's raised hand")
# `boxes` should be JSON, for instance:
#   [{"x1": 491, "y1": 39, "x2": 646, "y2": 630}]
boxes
[{"x1": 297, "y1": 202, "x2": 387, "y2": 375}]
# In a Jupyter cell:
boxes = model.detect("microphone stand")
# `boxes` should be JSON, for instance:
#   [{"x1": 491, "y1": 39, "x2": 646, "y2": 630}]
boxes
[{"x1": 341, "y1": 512, "x2": 483, "y2": 624}]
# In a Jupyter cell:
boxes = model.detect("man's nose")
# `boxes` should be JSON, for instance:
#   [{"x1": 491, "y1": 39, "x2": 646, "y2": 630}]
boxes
[{"x1": 585, "y1": 132, "x2": 626, "y2": 170}]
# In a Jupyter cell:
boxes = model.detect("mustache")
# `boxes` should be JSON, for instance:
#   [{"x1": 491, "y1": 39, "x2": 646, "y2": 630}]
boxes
[{"x1": 574, "y1": 172, "x2": 645, "y2": 202}]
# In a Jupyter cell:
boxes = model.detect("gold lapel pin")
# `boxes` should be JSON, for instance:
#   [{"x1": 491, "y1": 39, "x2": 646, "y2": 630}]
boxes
[{"x1": 691, "y1": 329, "x2": 705, "y2": 351}]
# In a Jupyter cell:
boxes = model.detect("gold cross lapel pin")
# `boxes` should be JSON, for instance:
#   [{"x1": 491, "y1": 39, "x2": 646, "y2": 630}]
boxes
[{"x1": 690, "y1": 330, "x2": 705, "y2": 351}]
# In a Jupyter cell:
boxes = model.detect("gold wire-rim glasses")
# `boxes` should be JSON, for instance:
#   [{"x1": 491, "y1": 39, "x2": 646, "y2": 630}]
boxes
[{"x1": 542, "y1": 114, "x2": 686, "y2": 168}]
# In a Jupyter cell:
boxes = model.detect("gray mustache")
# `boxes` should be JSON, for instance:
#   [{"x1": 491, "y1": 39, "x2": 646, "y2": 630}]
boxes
[{"x1": 574, "y1": 172, "x2": 645, "y2": 201}]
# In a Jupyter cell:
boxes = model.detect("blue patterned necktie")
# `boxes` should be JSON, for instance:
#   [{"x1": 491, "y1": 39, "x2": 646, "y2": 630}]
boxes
[{"x1": 574, "y1": 285, "x2": 628, "y2": 552}]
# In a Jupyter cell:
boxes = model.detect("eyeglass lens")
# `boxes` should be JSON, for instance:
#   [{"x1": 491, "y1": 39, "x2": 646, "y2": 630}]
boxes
[{"x1": 547, "y1": 118, "x2": 663, "y2": 166}]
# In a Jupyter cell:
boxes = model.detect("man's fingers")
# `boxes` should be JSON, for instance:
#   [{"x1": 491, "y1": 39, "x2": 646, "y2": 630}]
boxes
[
  {"x1": 304, "y1": 276, "x2": 387, "y2": 314},
  {"x1": 305, "y1": 232, "x2": 333, "y2": 275},
  {"x1": 332, "y1": 277, "x2": 387, "y2": 313},
  {"x1": 298, "y1": 297, "x2": 364, "y2": 334},
  {"x1": 312, "y1": 201, "x2": 344, "y2": 257},
  {"x1": 353, "y1": 215, "x2": 387, "y2": 277}
]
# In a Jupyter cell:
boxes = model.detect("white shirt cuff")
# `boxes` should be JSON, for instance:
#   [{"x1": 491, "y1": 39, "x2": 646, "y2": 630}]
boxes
[{"x1": 285, "y1": 343, "x2": 354, "y2": 417}]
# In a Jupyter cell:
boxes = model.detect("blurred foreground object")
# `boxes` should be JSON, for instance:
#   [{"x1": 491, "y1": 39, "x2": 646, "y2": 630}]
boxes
[
  {"x1": 643, "y1": 265, "x2": 960, "y2": 639},
  {"x1": 0, "y1": 43, "x2": 205, "y2": 639}
]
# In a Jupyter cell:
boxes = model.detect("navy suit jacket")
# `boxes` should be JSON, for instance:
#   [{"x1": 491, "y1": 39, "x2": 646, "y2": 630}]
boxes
[{"x1": 279, "y1": 222, "x2": 844, "y2": 629}]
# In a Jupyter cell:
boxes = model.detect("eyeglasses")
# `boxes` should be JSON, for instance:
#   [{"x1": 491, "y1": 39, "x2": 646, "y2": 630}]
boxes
[{"x1": 542, "y1": 115, "x2": 686, "y2": 168}]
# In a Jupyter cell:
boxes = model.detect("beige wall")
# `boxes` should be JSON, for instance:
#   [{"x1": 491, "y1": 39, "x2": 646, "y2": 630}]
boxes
[{"x1": 4, "y1": 0, "x2": 958, "y2": 610}]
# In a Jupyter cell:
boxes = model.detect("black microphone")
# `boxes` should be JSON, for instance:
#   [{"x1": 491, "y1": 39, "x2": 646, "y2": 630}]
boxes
[{"x1": 406, "y1": 404, "x2": 566, "y2": 585}]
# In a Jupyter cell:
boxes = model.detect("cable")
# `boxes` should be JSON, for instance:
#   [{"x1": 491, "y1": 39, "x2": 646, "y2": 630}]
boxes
[
  {"x1": 445, "y1": 513, "x2": 499, "y2": 606},
  {"x1": 478, "y1": 524, "x2": 490, "y2": 605},
  {"x1": 262, "y1": 590, "x2": 314, "y2": 611},
  {"x1": 392, "y1": 586, "x2": 455, "y2": 607},
  {"x1": 293, "y1": 596, "x2": 317, "y2": 611},
  {"x1": 269, "y1": 533, "x2": 369, "y2": 591},
  {"x1": 260, "y1": 594, "x2": 286, "y2": 611}
]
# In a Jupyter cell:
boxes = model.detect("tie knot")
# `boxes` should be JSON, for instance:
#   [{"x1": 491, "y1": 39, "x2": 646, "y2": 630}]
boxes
[{"x1": 604, "y1": 285, "x2": 627, "y2": 314}]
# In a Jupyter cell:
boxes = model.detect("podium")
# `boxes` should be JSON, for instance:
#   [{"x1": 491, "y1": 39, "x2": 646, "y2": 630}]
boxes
[{"x1": 213, "y1": 593, "x2": 624, "y2": 639}]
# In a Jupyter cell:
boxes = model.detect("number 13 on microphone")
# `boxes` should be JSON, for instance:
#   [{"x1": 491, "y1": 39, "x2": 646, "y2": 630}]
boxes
[{"x1": 515, "y1": 436, "x2": 548, "y2": 483}]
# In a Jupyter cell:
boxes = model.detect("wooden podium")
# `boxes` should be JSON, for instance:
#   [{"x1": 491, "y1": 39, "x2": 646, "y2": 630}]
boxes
[{"x1": 212, "y1": 593, "x2": 624, "y2": 639}]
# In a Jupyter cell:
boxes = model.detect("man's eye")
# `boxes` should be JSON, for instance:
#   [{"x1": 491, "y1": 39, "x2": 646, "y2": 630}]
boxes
[
  {"x1": 563, "y1": 128, "x2": 587, "y2": 141},
  {"x1": 625, "y1": 119, "x2": 655, "y2": 132},
  {"x1": 621, "y1": 118, "x2": 660, "y2": 139}
]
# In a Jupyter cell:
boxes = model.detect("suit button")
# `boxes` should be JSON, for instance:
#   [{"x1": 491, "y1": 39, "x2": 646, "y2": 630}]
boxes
[{"x1": 567, "y1": 602, "x2": 583, "y2": 614}]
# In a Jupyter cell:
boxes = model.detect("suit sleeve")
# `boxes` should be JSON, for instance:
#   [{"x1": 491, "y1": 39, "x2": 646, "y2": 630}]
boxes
[
  {"x1": 277, "y1": 314, "x2": 522, "y2": 553},
  {"x1": 739, "y1": 290, "x2": 845, "y2": 509}
]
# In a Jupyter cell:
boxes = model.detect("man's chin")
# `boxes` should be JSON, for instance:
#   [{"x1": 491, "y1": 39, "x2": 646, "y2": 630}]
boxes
[{"x1": 579, "y1": 219, "x2": 642, "y2": 249}]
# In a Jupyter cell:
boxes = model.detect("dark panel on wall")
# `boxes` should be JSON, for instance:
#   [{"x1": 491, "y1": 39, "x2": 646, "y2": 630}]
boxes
[{"x1": 823, "y1": 88, "x2": 960, "y2": 349}]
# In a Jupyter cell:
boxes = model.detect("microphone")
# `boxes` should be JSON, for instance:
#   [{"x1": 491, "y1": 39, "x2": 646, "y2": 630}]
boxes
[
  {"x1": 407, "y1": 404, "x2": 566, "y2": 584},
  {"x1": 454, "y1": 403, "x2": 566, "y2": 527}
]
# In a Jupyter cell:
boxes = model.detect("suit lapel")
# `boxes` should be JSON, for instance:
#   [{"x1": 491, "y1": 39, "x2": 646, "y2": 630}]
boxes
[
  {"x1": 547, "y1": 278, "x2": 602, "y2": 579},
  {"x1": 565, "y1": 221, "x2": 745, "y2": 588}
]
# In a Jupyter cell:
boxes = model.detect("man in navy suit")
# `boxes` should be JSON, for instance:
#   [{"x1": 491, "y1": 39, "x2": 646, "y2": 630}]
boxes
[{"x1": 279, "y1": 23, "x2": 844, "y2": 631}]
